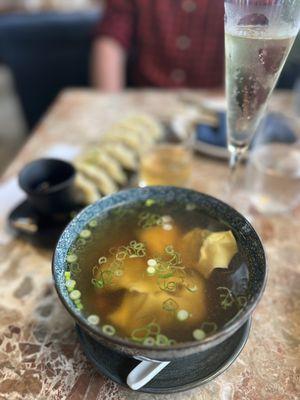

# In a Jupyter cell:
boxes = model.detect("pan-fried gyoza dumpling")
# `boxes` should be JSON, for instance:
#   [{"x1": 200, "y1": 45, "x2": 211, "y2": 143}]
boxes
[
  {"x1": 125, "y1": 114, "x2": 164, "y2": 140},
  {"x1": 117, "y1": 121, "x2": 155, "y2": 146},
  {"x1": 101, "y1": 142, "x2": 138, "y2": 171},
  {"x1": 75, "y1": 173, "x2": 100, "y2": 204},
  {"x1": 103, "y1": 129, "x2": 145, "y2": 155},
  {"x1": 75, "y1": 161, "x2": 118, "y2": 196},
  {"x1": 82, "y1": 149, "x2": 127, "y2": 185}
]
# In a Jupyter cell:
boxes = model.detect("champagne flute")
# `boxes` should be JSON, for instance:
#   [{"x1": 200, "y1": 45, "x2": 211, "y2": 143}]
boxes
[{"x1": 224, "y1": 0, "x2": 300, "y2": 175}]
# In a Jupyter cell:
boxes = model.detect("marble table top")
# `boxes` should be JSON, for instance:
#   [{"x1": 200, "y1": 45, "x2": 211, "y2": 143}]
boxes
[{"x1": 0, "y1": 89, "x2": 299, "y2": 400}]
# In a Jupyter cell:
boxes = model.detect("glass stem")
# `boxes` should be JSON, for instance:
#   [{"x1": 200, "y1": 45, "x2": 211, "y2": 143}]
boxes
[{"x1": 227, "y1": 148, "x2": 243, "y2": 197}]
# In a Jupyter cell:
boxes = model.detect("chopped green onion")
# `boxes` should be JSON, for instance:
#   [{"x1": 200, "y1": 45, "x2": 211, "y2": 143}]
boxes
[
  {"x1": 155, "y1": 262, "x2": 169, "y2": 272},
  {"x1": 145, "y1": 199, "x2": 155, "y2": 207},
  {"x1": 92, "y1": 278, "x2": 104, "y2": 288},
  {"x1": 131, "y1": 327, "x2": 150, "y2": 342},
  {"x1": 64, "y1": 271, "x2": 71, "y2": 280},
  {"x1": 193, "y1": 329, "x2": 206, "y2": 341},
  {"x1": 162, "y1": 215, "x2": 172, "y2": 223},
  {"x1": 162, "y1": 224, "x2": 173, "y2": 231},
  {"x1": 186, "y1": 284, "x2": 198, "y2": 293},
  {"x1": 147, "y1": 322, "x2": 161, "y2": 335},
  {"x1": 98, "y1": 256, "x2": 107, "y2": 265},
  {"x1": 176, "y1": 309, "x2": 189, "y2": 321},
  {"x1": 138, "y1": 212, "x2": 162, "y2": 228},
  {"x1": 65, "y1": 279, "x2": 76, "y2": 292},
  {"x1": 162, "y1": 298, "x2": 179, "y2": 313},
  {"x1": 102, "y1": 325, "x2": 116, "y2": 336},
  {"x1": 66, "y1": 254, "x2": 77, "y2": 263},
  {"x1": 156, "y1": 334, "x2": 169, "y2": 346},
  {"x1": 147, "y1": 266, "x2": 156, "y2": 275},
  {"x1": 159, "y1": 280, "x2": 177, "y2": 292},
  {"x1": 74, "y1": 299, "x2": 83, "y2": 310},
  {"x1": 76, "y1": 238, "x2": 86, "y2": 247},
  {"x1": 158, "y1": 272, "x2": 174, "y2": 279},
  {"x1": 87, "y1": 315, "x2": 100, "y2": 325},
  {"x1": 116, "y1": 250, "x2": 127, "y2": 261},
  {"x1": 88, "y1": 220, "x2": 98, "y2": 228},
  {"x1": 147, "y1": 259, "x2": 157, "y2": 267},
  {"x1": 143, "y1": 337, "x2": 156, "y2": 346},
  {"x1": 201, "y1": 322, "x2": 217, "y2": 334},
  {"x1": 168, "y1": 339, "x2": 177, "y2": 346},
  {"x1": 165, "y1": 245, "x2": 174, "y2": 254},
  {"x1": 217, "y1": 287, "x2": 235, "y2": 310},
  {"x1": 70, "y1": 290, "x2": 81, "y2": 301},
  {"x1": 69, "y1": 262, "x2": 81, "y2": 274},
  {"x1": 236, "y1": 295, "x2": 247, "y2": 308},
  {"x1": 114, "y1": 269, "x2": 124, "y2": 277},
  {"x1": 186, "y1": 203, "x2": 196, "y2": 211},
  {"x1": 80, "y1": 229, "x2": 91, "y2": 239}
]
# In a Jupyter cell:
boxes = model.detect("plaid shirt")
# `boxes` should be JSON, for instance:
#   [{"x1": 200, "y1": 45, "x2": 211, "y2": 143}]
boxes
[{"x1": 95, "y1": 0, "x2": 224, "y2": 88}]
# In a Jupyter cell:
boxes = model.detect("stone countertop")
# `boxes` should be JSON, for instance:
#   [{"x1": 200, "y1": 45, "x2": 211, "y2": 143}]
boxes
[{"x1": 0, "y1": 89, "x2": 299, "y2": 400}]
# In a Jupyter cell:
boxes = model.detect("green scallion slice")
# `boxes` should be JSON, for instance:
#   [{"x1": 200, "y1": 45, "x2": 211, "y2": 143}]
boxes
[
  {"x1": 66, "y1": 254, "x2": 78, "y2": 263},
  {"x1": 64, "y1": 271, "x2": 71, "y2": 280},
  {"x1": 186, "y1": 284, "x2": 198, "y2": 293},
  {"x1": 80, "y1": 229, "x2": 91, "y2": 239},
  {"x1": 88, "y1": 220, "x2": 98, "y2": 228},
  {"x1": 162, "y1": 215, "x2": 172, "y2": 223},
  {"x1": 87, "y1": 315, "x2": 100, "y2": 325},
  {"x1": 147, "y1": 259, "x2": 157, "y2": 267},
  {"x1": 102, "y1": 325, "x2": 116, "y2": 336},
  {"x1": 186, "y1": 203, "x2": 196, "y2": 211},
  {"x1": 156, "y1": 334, "x2": 169, "y2": 346},
  {"x1": 176, "y1": 309, "x2": 189, "y2": 321},
  {"x1": 146, "y1": 266, "x2": 156, "y2": 275},
  {"x1": 70, "y1": 290, "x2": 81, "y2": 301},
  {"x1": 145, "y1": 199, "x2": 155, "y2": 207},
  {"x1": 193, "y1": 329, "x2": 206, "y2": 341},
  {"x1": 143, "y1": 337, "x2": 156, "y2": 346},
  {"x1": 65, "y1": 279, "x2": 76, "y2": 292}
]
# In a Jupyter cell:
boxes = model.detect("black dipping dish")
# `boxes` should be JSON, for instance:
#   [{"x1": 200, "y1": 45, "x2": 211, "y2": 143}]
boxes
[
  {"x1": 18, "y1": 158, "x2": 76, "y2": 215},
  {"x1": 9, "y1": 158, "x2": 81, "y2": 248}
]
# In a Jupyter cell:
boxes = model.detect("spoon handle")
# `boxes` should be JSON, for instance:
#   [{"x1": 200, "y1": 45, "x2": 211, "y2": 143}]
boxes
[{"x1": 126, "y1": 360, "x2": 170, "y2": 390}]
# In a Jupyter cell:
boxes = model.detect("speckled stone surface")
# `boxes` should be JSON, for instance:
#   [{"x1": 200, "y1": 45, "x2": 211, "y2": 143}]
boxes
[{"x1": 0, "y1": 90, "x2": 299, "y2": 400}]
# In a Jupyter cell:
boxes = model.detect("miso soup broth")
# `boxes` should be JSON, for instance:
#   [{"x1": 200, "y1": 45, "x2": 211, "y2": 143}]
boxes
[{"x1": 64, "y1": 199, "x2": 250, "y2": 347}]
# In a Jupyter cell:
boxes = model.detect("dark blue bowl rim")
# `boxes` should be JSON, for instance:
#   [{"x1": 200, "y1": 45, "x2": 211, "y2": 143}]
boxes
[{"x1": 52, "y1": 186, "x2": 267, "y2": 353}]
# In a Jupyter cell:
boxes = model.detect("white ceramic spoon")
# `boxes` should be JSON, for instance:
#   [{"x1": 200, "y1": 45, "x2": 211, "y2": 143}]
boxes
[{"x1": 126, "y1": 359, "x2": 170, "y2": 390}]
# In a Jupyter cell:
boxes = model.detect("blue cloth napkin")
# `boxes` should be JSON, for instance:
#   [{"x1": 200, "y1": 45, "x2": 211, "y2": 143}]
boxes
[{"x1": 196, "y1": 112, "x2": 297, "y2": 148}]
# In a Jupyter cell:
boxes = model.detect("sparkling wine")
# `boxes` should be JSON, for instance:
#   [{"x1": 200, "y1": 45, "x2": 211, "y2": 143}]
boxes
[{"x1": 225, "y1": 29, "x2": 295, "y2": 155}]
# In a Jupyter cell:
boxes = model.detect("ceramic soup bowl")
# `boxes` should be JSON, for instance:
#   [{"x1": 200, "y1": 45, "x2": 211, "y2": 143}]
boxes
[{"x1": 53, "y1": 187, "x2": 266, "y2": 364}]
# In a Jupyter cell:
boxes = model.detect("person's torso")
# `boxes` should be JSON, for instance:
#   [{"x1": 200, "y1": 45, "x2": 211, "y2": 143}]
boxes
[{"x1": 131, "y1": 0, "x2": 224, "y2": 88}]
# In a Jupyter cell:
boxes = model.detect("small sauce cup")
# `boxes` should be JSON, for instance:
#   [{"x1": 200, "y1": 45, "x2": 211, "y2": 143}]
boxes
[{"x1": 19, "y1": 158, "x2": 76, "y2": 215}]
